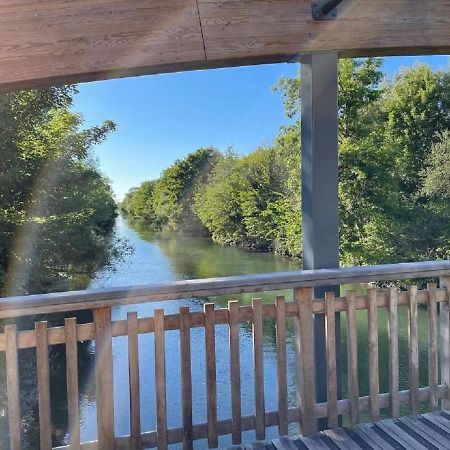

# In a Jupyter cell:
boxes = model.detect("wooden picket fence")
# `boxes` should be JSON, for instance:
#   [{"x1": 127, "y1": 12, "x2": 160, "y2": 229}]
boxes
[{"x1": 1, "y1": 261, "x2": 450, "y2": 449}]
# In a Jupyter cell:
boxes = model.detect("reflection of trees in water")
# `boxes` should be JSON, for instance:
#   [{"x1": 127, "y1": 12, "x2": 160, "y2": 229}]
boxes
[
  {"x1": 286, "y1": 307, "x2": 432, "y2": 421},
  {"x1": 127, "y1": 218, "x2": 300, "y2": 282},
  {"x1": 340, "y1": 306, "x2": 431, "y2": 413},
  {"x1": 125, "y1": 217, "x2": 158, "y2": 241},
  {"x1": 0, "y1": 312, "x2": 96, "y2": 450}
]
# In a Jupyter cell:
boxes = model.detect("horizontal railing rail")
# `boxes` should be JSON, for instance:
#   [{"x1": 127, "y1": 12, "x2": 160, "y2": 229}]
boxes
[
  {"x1": 1, "y1": 260, "x2": 450, "y2": 318},
  {"x1": 1, "y1": 285, "x2": 449, "y2": 352},
  {"x1": 1, "y1": 260, "x2": 450, "y2": 450}
]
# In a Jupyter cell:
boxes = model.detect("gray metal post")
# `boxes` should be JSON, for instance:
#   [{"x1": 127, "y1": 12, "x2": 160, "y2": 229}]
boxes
[{"x1": 300, "y1": 52, "x2": 340, "y2": 429}]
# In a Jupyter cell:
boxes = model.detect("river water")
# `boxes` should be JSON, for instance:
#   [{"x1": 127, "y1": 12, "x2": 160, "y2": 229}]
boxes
[
  {"x1": 83, "y1": 215, "x2": 302, "y2": 448},
  {"x1": 2, "y1": 215, "x2": 433, "y2": 449}
]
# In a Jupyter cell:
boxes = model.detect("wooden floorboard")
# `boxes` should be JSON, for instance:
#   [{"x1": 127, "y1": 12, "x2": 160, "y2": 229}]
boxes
[
  {"x1": 398, "y1": 416, "x2": 448, "y2": 449},
  {"x1": 225, "y1": 411, "x2": 450, "y2": 450},
  {"x1": 345, "y1": 425, "x2": 386, "y2": 450}
]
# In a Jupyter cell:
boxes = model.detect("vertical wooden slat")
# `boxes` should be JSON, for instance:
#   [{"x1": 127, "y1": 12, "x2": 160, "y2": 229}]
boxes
[
  {"x1": 368, "y1": 288, "x2": 380, "y2": 421},
  {"x1": 228, "y1": 301, "x2": 241, "y2": 444},
  {"x1": 180, "y1": 306, "x2": 193, "y2": 450},
  {"x1": 346, "y1": 290, "x2": 359, "y2": 425},
  {"x1": 127, "y1": 312, "x2": 141, "y2": 450},
  {"x1": 252, "y1": 298, "x2": 265, "y2": 440},
  {"x1": 154, "y1": 309, "x2": 168, "y2": 450},
  {"x1": 204, "y1": 303, "x2": 218, "y2": 449},
  {"x1": 36, "y1": 321, "x2": 52, "y2": 450},
  {"x1": 325, "y1": 292, "x2": 338, "y2": 428},
  {"x1": 388, "y1": 287, "x2": 400, "y2": 418},
  {"x1": 65, "y1": 317, "x2": 80, "y2": 450},
  {"x1": 5, "y1": 324, "x2": 21, "y2": 450},
  {"x1": 428, "y1": 283, "x2": 438, "y2": 411},
  {"x1": 295, "y1": 287, "x2": 316, "y2": 436},
  {"x1": 275, "y1": 296, "x2": 288, "y2": 436},
  {"x1": 408, "y1": 285, "x2": 419, "y2": 415},
  {"x1": 440, "y1": 276, "x2": 450, "y2": 410},
  {"x1": 94, "y1": 307, "x2": 115, "y2": 450}
]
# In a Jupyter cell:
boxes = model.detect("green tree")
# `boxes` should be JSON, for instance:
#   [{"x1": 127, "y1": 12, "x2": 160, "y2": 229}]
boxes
[
  {"x1": 153, "y1": 147, "x2": 218, "y2": 231},
  {"x1": 419, "y1": 131, "x2": 450, "y2": 260},
  {"x1": 339, "y1": 63, "x2": 450, "y2": 265},
  {"x1": 422, "y1": 130, "x2": 450, "y2": 198},
  {"x1": 0, "y1": 86, "x2": 128, "y2": 295},
  {"x1": 123, "y1": 147, "x2": 219, "y2": 233},
  {"x1": 121, "y1": 180, "x2": 157, "y2": 221},
  {"x1": 273, "y1": 58, "x2": 384, "y2": 138},
  {"x1": 272, "y1": 58, "x2": 387, "y2": 262},
  {"x1": 193, "y1": 150, "x2": 245, "y2": 245},
  {"x1": 383, "y1": 64, "x2": 450, "y2": 193},
  {"x1": 194, "y1": 143, "x2": 302, "y2": 256}
]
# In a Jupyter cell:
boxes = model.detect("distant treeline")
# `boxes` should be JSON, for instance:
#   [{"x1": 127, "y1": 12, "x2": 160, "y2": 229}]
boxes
[{"x1": 121, "y1": 58, "x2": 450, "y2": 266}]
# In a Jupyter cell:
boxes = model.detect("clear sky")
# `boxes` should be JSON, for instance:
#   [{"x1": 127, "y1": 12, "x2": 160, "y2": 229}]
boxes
[{"x1": 72, "y1": 55, "x2": 450, "y2": 200}]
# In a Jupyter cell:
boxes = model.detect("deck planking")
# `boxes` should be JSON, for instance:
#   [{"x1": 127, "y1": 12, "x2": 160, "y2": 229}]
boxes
[{"x1": 224, "y1": 411, "x2": 450, "y2": 450}]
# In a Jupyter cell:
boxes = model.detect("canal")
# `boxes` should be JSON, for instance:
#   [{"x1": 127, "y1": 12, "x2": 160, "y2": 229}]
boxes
[{"x1": 84, "y1": 215, "x2": 302, "y2": 448}]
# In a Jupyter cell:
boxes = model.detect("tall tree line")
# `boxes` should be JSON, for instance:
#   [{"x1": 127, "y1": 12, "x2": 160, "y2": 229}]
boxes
[{"x1": 123, "y1": 59, "x2": 450, "y2": 266}]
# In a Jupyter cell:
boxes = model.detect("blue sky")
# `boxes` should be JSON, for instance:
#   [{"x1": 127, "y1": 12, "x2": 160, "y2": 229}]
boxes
[{"x1": 72, "y1": 55, "x2": 450, "y2": 200}]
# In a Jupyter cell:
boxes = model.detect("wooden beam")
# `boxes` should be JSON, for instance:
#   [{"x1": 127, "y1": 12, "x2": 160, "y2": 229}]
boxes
[
  {"x1": 199, "y1": 0, "x2": 450, "y2": 61},
  {"x1": 1, "y1": 1, "x2": 450, "y2": 92},
  {"x1": 0, "y1": 0, "x2": 205, "y2": 92}
]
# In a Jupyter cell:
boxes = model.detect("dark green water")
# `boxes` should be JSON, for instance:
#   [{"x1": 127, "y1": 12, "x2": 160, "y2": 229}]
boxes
[
  {"x1": 84, "y1": 215, "x2": 303, "y2": 447},
  {"x1": 1, "y1": 215, "x2": 433, "y2": 449}
]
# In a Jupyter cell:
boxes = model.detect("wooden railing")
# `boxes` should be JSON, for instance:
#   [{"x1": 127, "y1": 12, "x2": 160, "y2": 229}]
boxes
[{"x1": 2, "y1": 260, "x2": 450, "y2": 450}]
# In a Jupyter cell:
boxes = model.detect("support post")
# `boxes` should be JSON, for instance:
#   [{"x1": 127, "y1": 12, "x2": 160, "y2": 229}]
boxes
[{"x1": 300, "y1": 52, "x2": 340, "y2": 430}]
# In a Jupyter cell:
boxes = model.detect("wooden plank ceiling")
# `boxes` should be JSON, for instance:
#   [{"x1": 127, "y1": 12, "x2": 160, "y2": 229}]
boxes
[{"x1": 1, "y1": 0, "x2": 450, "y2": 92}]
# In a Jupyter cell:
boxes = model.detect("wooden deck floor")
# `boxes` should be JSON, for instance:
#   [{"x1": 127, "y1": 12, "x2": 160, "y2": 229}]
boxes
[{"x1": 227, "y1": 411, "x2": 450, "y2": 450}]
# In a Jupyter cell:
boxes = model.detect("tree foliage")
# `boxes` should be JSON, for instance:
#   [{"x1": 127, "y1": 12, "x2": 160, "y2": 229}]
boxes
[
  {"x1": 340, "y1": 62, "x2": 450, "y2": 264},
  {"x1": 422, "y1": 131, "x2": 450, "y2": 198},
  {"x1": 121, "y1": 148, "x2": 219, "y2": 233},
  {"x1": 152, "y1": 147, "x2": 219, "y2": 231},
  {"x1": 0, "y1": 86, "x2": 128, "y2": 295},
  {"x1": 121, "y1": 181, "x2": 157, "y2": 222},
  {"x1": 193, "y1": 142, "x2": 301, "y2": 256}
]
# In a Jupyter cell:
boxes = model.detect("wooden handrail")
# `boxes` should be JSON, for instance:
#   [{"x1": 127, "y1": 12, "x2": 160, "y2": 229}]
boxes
[{"x1": 1, "y1": 260, "x2": 450, "y2": 318}]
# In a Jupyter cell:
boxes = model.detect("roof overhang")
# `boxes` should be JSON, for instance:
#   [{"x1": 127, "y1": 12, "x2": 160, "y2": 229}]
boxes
[{"x1": 1, "y1": 0, "x2": 450, "y2": 93}]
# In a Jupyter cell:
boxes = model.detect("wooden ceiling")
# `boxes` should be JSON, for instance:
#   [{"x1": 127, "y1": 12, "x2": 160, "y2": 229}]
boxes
[{"x1": 2, "y1": 0, "x2": 450, "y2": 92}]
